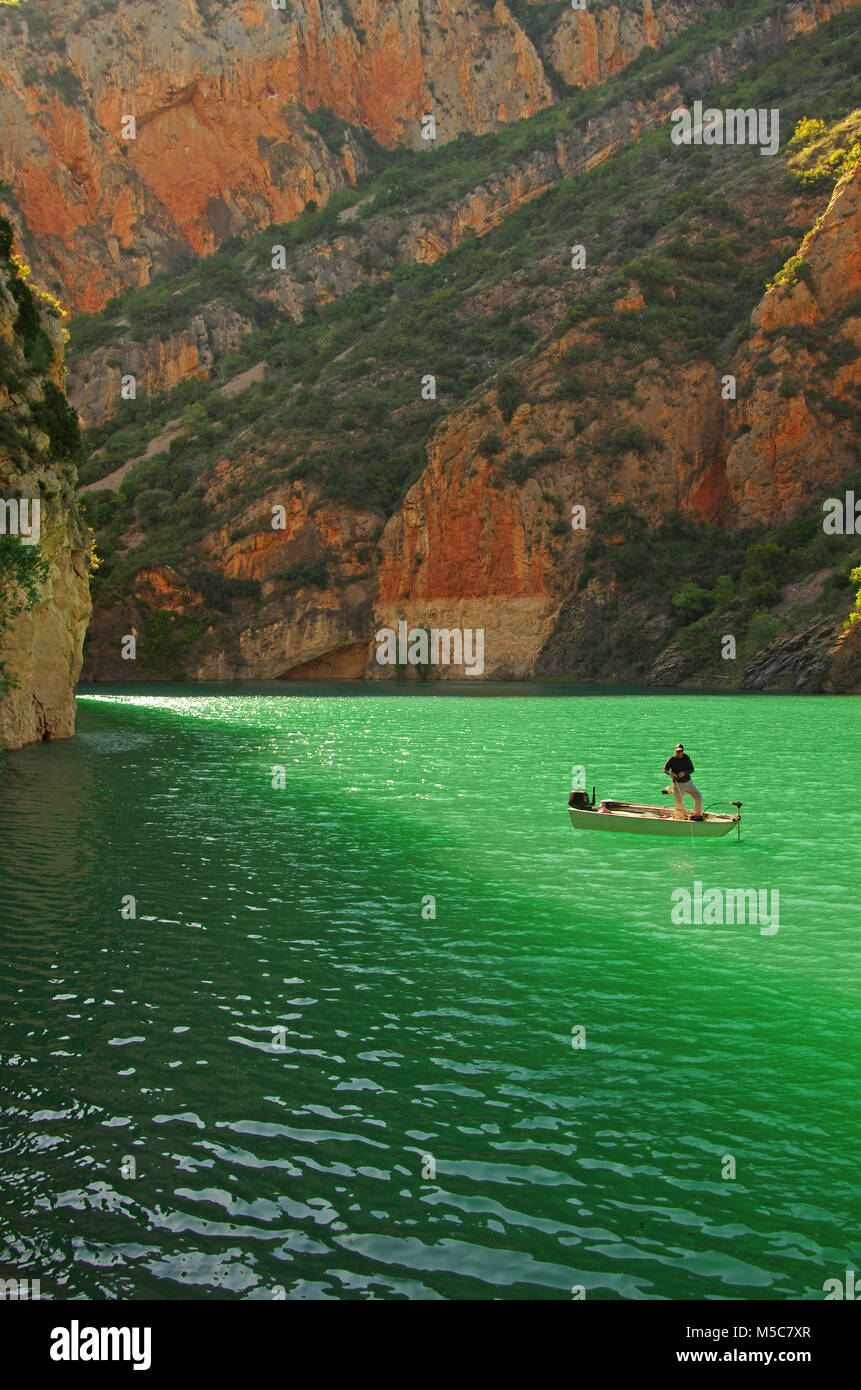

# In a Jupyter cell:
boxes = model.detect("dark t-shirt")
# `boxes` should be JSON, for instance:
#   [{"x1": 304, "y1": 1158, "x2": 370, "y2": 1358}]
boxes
[{"x1": 665, "y1": 753, "x2": 694, "y2": 782}]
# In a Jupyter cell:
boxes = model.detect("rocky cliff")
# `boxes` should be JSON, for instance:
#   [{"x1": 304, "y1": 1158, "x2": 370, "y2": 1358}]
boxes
[
  {"x1": 376, "y1": 160, "x2": 861, "y2": 683},
  {"x1": 725, "y1": 157, "x2": 861, "y2": 525},
  {"x1": 0, "y1": 0, "x2": 726, "y2": 315},
  {"x1": 78, "y1": 124, "x2": 861, "y2": 689},
  {"x1": 64, "y1": 0, "x2": 859, "y2": 427},
  {"x1": 9, "y1": 0, "x2": 858, "y2": 695},
  {"x1": 0, "y1": 222, "x2": 91, "y2": 749}
]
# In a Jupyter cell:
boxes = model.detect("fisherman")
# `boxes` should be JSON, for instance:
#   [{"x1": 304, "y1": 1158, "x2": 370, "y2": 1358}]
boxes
[{"x1": 664, "y1": 743, "x2": 703, "y2": 820}]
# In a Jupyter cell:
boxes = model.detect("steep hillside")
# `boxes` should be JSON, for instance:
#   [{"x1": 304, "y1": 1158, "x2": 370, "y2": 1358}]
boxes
[
  {"x1": 66, "y1": 5, "x2": 861, "y2": 691},
  {"x1": 0, "y1": 217, "x2": 91, "y2": 748},
  {"x1": 64, "y1": 0, "x2": 858, "y2": 425},
  {"x1": 0, "y1": 0, "x2": 716, "y2": 313},
  {"x1": 385, "y1": 156, "x2": 861, "y2": 687}
]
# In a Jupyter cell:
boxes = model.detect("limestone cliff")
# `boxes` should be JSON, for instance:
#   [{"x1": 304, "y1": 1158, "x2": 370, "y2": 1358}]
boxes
[
  {"x1": 546, "y1": 0, "x2": 697, "y2": 86},
  {"x1": 69, "y1": 300, "x2": 251, "y2": 428},
  {"x1": 371, "y1": 159, "x2": 859, "y2": 681},
  {"x1": 78, "y1": 143, "x2": 861, "y2": 690},
  {"x1": 0, "y1": 224, "x2": 91, "y2": 749},
  {"x1": 65, "y1": 0, "x2": 859, "y2": 428},
  {"x1": 725, "y1": 162, "x2": 861, "y2": 525},
  {"x1": 60, "y1": 2, "x2": 861, "y2": 693},
  {"x1": 0, "y1": 0, "x2": 727, "y2": 314},
  {"x1": 80, "y1": 468, "x2": 381, "y2": 681},
  {"x1": 0, "y1": 0, "x2": 551, "y2": 311}
]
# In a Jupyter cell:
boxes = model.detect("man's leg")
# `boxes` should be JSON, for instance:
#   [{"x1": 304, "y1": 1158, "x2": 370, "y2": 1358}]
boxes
[
  {"x1": 672, "y1": 780, "x2": 685, "y2": 819},
  {"x1": 685, "y1": 781, "x2": 703, "y2": 816}
]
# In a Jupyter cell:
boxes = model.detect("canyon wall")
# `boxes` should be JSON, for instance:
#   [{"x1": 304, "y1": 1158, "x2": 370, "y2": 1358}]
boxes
[
  {"x1": 372, "y1": 163, "x2": 861, "y2": 681},
  {"x1": 0, "y1": 0, "x2": 722, "y2": 314},
  {"x1": 0, "y1": 235, "x2": 91, "y2": 749},
  {"x1": 725, "y1": 164, "x2": 861, "y2": 524},
  {"x1": 78, "y1": 157, "x2": 861, "y2": 690},
  {"x1": 63, "y1": 0, "x2": 859, "y2": 428},
  {"x1": 6, "y1": 0, "x2": 859, "y2": 696}
]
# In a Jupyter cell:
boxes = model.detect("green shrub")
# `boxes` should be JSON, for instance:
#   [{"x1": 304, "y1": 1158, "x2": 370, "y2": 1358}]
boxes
[
  {"x1": 9, "y1": 274, "x2": 41, "y2": 348},
  {"x1": 496, "y1": 372, "x2": 526, "y2": 424},
  {"x1": 185, "y1": 568, "x2": 260, "y2": 609},
  {"x1": 479, "y1": 432, "x2": 503, "y2": 457},
  {"x1": 135, "y1": 488, "x2": 173, "y2": 529},
  {"x1": 740, "y1": 537, "x2": 793, "y2": 604},
  {"x1": 138, "y1": 607, "x2": 208, "y2": 677},
  {"x1": 0, "y1": 216, "x2": 14, "y2": 261},
  {"x1": 283, "y1": 556, "x2": 329, "y2": 592},
  {"x1": 671, "y1": 582, "x2": 713, "y2": 626},
  {"x1": 0, "y1": 534, "x2": 50, "y2": 694},
  {"x1": 30, "y1": 381, "x2": 83, "y2": 460},
  {"x1": 43, "y1": 66, "x2": 85, "y2": 104},
  {"x1": 601, "y1": 425, "x2": 654, "y2": 458},
  {"x1": 741, "y1": 608, "x2": 785, "y2": 656},
  {"x1": 500, "y1": 449, "x2": 531, "y2": 485},
  {"x1": 677, "y1": 613, "x2": 724, "y2": 667},
  {"x1": 767, "y1": 255, "x2": 815, "y2": 293},
  {"x1": 527, "y1": 446, "x2": 562, "y2": 468},
  {"x1": 78, "y1": 490, "x2": 120, "y2": 530},
  {"x1": 304, "y1": 106, "x2": 348, "y2": 154}
]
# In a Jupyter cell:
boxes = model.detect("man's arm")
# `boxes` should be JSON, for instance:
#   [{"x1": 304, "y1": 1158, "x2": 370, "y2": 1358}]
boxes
[{"x1": 663, "y1": 759, "x2": 673, "y2": 776}]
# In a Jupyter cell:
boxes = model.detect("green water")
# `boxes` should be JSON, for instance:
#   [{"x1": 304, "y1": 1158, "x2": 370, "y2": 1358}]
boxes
[{"x1": 1, "y1": 684, "x2": 859, "y2": 1301}]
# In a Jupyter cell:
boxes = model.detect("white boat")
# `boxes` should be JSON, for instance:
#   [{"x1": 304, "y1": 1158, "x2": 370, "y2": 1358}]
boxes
[{"x1": 568, "y1": 795, "x2": 742, "y2": 838}]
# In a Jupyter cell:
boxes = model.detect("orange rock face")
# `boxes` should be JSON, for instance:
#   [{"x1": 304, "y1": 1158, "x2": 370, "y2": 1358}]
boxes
[
  {"x1": 378, "y1": 420, "x2": 553, "y2": 606},
  {"x1": 0, "y1": 0, "x2": 735, "y2": 313},
  {"x1": 0, "y1": 0, "x2": 557, "y2": 311},
  {"x1": 134, "y1": 568, "x2": 204, "y2": 610},
  {"x1": 16, "y1": 0, "x2": 855, "y2": 689},
  {"x1": 68, "y1": 301, "x2": 251, "y2": 426},
  {"x1": 725, "y1": 164, "x2": 861, "y2": 525},
  {"x1": 548, "y1": 0, "x2": 695, "y2": 88},
  {"x1": 77, "y1": 146, "x2": 861, "y2": 686},
  {"x1": 371, "y1": 165, "x2": 861, "y2": 678}
]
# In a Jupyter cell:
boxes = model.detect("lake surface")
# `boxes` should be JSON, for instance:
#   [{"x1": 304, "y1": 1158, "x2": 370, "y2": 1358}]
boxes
[{"x1": 1, "y1": 684, "x2": 859, "y2": 1300}]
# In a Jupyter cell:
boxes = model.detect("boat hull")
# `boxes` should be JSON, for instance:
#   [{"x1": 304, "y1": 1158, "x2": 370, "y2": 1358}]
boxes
[{"x1": 568, "y1": 805, "x2": 738, "y2": 837}]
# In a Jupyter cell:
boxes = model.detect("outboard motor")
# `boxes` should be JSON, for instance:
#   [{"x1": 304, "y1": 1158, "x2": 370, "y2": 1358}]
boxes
[{"x1": 568, "y1": 789, "x2": 593, "y2": 810}]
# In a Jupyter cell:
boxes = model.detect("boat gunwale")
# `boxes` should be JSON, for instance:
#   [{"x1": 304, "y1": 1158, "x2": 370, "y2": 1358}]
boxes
[{"x1": 586, "y1": 799, "x2": 739, "y2": 824}]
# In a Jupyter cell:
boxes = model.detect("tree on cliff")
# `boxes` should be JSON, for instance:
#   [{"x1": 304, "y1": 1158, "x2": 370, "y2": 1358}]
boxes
[{"x1": 0, "y1": 534, "x2": 48, "y2": 696}]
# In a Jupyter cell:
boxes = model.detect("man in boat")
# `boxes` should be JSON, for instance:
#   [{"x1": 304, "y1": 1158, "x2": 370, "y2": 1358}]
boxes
[{"x1": 663, "y1": 743, "x2": 703, "y2": 820}]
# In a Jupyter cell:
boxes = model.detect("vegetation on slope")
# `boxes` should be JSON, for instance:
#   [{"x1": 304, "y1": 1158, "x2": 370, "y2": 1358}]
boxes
[
  {"x1": 0, "y1": 212, "x2": 79, "y2": 694},
  {"x1": 63, "y1": 7, "x2": 861, "y2": 680}
]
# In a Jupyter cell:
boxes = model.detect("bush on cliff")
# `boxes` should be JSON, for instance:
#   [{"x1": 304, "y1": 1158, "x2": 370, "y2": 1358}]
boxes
[
  {"x1": 672, "y1": 582, "x2": 714, "y2": 626},
  {"x1": 31, "y1": 380, "x2": 83, "y2": 461},
  {"x1": 0, "y1": 535, "x2": 49, "y2": 697},
  {"x1": 283, "y1": 556, "x2": 329, "y2": 593},
  {"x1": 135, "y1": 488, "x2": 173, "y2": 529}
]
